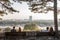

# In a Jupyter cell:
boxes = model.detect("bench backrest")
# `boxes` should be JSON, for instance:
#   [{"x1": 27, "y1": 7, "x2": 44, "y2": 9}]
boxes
[{"x1": 5, "y1": 32, "x2": 55, "y2": 37}]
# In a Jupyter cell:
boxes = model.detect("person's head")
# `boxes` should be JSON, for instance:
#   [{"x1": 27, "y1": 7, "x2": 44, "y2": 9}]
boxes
[
  {"x1": 13, "y1": 26, "x2": 15, "y2": 29},
  {"x1": 46, "y1": 27, "x2": 49, "y2": 30},
  {"x1": 19, "y1": 27, "x2": 21, "y2": 29},
  {"x1": 50, "y1": 27, "x2": 53, "y2": 31},
  {"x1": 50, "y1": 27, "x2": 53, "y2": 29},
  {"x1": 18, "y1": 27, "x2": 21, "y2": 32}
]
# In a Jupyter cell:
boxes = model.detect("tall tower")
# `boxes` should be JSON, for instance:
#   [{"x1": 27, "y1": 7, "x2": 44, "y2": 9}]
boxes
[{"x1": 29, "y1": 16, "x2": 32, "y2": 22}]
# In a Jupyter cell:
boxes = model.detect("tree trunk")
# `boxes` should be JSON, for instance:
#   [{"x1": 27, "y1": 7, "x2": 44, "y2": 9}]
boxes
[{"x1": 54, "y1": 0, "x2": 58, "y2": 37}]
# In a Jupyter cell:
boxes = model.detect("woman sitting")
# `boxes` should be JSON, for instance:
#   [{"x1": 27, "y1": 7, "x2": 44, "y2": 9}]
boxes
[{"x1": 18, "y1": 27, "x2": 21, "y2": 32}]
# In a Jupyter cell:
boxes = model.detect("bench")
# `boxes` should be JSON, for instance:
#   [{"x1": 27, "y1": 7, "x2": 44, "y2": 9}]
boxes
[{"x1": 4, "y1": 32, "x2": 55, "y2": 40}]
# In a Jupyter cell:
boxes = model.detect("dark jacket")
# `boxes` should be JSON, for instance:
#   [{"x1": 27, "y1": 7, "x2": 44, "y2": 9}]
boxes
[{"x1": 11, "y1": 29, "x2": 16, "y2": 32}]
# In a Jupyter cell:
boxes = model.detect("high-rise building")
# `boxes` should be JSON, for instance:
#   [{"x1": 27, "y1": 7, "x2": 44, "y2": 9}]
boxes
[{"x1": 29, "y1": 16, "x2": 32, "y2": 22}]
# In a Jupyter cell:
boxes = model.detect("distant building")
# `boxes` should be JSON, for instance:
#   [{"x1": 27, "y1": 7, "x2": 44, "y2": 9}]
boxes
[{"x1": 29, "y1": 16, "x2": 32, "y2": 22}]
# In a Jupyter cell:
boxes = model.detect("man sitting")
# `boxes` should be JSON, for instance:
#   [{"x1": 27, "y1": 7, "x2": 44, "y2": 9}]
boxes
[
  {"x1": 11, "y1": 26, "x2": 16, "y2": 32},
  {"x1": 41, "y1": 27, "x2": 49, "y2": 32}
]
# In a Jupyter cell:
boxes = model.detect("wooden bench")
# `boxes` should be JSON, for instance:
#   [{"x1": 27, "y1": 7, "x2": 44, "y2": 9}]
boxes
[
  {"x1": 4, "y1": 32, "x2": 55, "y2": 40},
  {"x1": 36, "y1": 32, "x2": 55, "y2": 36}
]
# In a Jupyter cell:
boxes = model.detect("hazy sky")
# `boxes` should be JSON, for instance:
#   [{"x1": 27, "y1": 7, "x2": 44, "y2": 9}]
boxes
[{"x1": 2, "y1": 0, "x2": 60, "y2": 20}]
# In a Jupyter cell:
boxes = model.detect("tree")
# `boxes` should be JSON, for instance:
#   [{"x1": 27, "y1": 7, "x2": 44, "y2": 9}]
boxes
[
  {"x1": 28, "y1": 0, "x2": 58, "y2": 37},
  {"x1": 0, "y1": 0, "x2": 59, "y2": 15},
  {"x1": 0, "y1": 0, "x2": 33, "y2": 16},
  {"x1": 4, "y1": 27, "x2": 11, "y2": 32},
  {"x1": 0, "y1": 0, "x2": 59, "y2": 13},
  {"x1": 0, "y1": 0, "x2": 59, "y2": 37},
  {"x1": 0, "y1": 0, "x2": 19, "y2": 16},
  {"x1": 54, "y1": 0, "x2": 58, "y2": 38},
  {"x1": 23, "y1": 23, "x2": 41, "y2": 31}
]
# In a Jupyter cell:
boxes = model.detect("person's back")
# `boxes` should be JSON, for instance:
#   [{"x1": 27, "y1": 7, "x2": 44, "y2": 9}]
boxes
[
  {"x1": 46, "y1": 27, "x2": 49, "y2": 31},
  {"x1": 49, "y1": 27, "x2": 53, "y2": 32},
  {"x1": 41, "y1": 30, "x2": 49, "y2": 32},
  {"x1": 18, "y1": 27, "x2": 21, "y2": 32},
  {"x1": 41, "y1": 27, "x2": 49, "y2": 32},
  {"x1": 11, "y1": 26, "x2": 16, "y2": 32},
  {"x1": 11, "y1": 29, "x2": 16, "y2": 32},
  {"x1": 44, "y1": 27, "x2": 49, "y2": 32},
  {"x1": 49, "y1": 27, "x2": 54, "y2": 35}
]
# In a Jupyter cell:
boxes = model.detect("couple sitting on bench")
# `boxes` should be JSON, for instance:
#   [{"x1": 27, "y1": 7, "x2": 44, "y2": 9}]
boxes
[{"x1": 11, "y1": 26, "x2": 21, "y2": 32}]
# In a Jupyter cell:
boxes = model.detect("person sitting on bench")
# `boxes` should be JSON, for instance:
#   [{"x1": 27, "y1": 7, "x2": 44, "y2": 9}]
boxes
[
  {"x1": 18, "y1": 27, "x2": 21, "y2": 32},
  {"x1": 11, "y1": 26, "x2": 16, "y2": 32}
]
